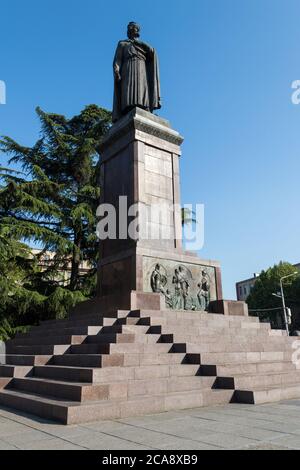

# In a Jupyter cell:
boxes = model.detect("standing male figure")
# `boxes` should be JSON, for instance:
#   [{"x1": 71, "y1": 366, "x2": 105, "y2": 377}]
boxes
[{"x1": 112, "y1": 22, "x2": 161, "y2": 122}]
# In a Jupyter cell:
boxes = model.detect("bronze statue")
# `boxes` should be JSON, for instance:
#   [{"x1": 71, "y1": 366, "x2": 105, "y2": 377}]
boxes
[{"x1": 112, "y1": 22, "x2": 161, "y2": 122}]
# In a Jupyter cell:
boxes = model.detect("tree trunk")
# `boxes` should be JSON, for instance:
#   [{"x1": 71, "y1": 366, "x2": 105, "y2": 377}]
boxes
[{"x1": 70, "y1": 234, "x2": 82, "y2": 291}]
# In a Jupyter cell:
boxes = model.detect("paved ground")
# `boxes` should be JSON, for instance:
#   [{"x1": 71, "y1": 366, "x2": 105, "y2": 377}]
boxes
[{"x1": 0, "y1": 401, "x2": 300, "y2": 450}]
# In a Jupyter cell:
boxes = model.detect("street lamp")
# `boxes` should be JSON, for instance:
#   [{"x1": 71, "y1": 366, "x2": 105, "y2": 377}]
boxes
[
  {"x1": 280, "y1": 272, "x2": 298, "y2": 336},
  {"x1": 271, "y1": 293, "x2": 281, "y2": 299}
]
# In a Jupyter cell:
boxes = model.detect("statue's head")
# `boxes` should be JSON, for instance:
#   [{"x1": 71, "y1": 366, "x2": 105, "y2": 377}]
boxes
[
  {"x1": 155, "y1": 263, "x2": 160, "y2": 271},
  {"x1": 127, "y1": 22, "x2": 140, "y2": 39}
]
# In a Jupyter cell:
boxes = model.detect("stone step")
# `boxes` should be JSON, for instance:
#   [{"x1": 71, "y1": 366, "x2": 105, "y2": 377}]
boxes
[
  {"x1": 134, "y1": 334, "x2": 167, "y2": 344},
  {"x1": 126, "y1": 375, "x2": 216, "y2": 398},
  {"x1": 38, "y1": 311, "x2": 135, "y2": 327},
  {"x1": 52, "y1": 353, "x2": 124, "y2": 368},
  {"x1": 158, "y1": 329, "x2": 274, "y2": 341},
  {"x1": 159, "y1": 332, "x2": 286, "y2": 346},
  {"x1": 86, "y1": 330, "x2": 153, "y2": 344},
  {"x1": 34, "y1": 365, "x2": 95, "y2": 382},
  {"x1": 97, "y1": 363, "x2": 203, "y2": 381},
  {"x1": 0, "y1": 355, "x2": 52, "y2": 366},
  {"x1": 14, "y1": 325, "x2": 294, "y2": 353},
  {"x1": 51, "y1": 308, "x2": 256, "y2": 325},
  {"x1": 34, "y1": 309, "x2": 261, "y2": 331},
  {"x1": 83, "y1": 321, "x2": 267, "y2": 338},
  {"x1": 269, "y1": 330, "x2": 285, "y2": 336},
  {"x1": 21, "y1": 328, "x2": 164, "y2": 348},
  {"x1": 129, "y1": 309, "x2": 259, "y2": 324},
  {"x1": 71, "y1": 310, "x2": 133, "y2": 321},
  {"x1": 124, "y1": 315, "x2": 260, "y2": 329},
  {"x1": 30, "y1": 317, "x2": 118, "y2": 332},
  {"x1": 6, "y1": 345, "x2": 70, "y2": 356},
  {"x1": 35, "y1": 353, "x2": 200, "y2": 382},
  {"x1": 22, "y1": 322, "x2": 151, "y2": 338},
  {"x1": 70, "y1": 342, "x2": 176, "y2": 354},
  {"x1": 219, "y1": 370, "x2": 300, "y2": 390},
  {"x1": 0, "y1": 387, "x2": 233, "y2": 424},
  {"x1": 199, "y1": 351, "x2": 292, "y2": 365},
  {"x1": 184, "y1": 341, "x2": 294, "y2": 354},
  {"x1": 155, "y1": 325, "x2": 270, "y2": 338},
  {"x1": 0, "y1": 364, "x2": 33, "y2": 378},
  {"x1": 9, "y1": 371, "x2": 217, "y2": 403},
  {"x1": 52, "y1": 356, "x2": 202, "y2": 380},
  {"x1": 7, "y1": 333, "x2": 140, "y2": 354},
  {"x1": 201, "y1": 360, "x2": 297, "y2": 377},
  {"x1": 123, "y1": 363, "x2": 202, "y2": 381},
  {"x1": 0, "y1": 388, "x2": 71, "y2": 423},
  {"x1": 7, "y1": 377, "x2": 127, "y2": 402},
  {"x1": 19, "y1": 326, "x2": 103, "y2": 338},
  {"x1": 109, "y1": 343, "x2": 186, "y2": 355},
  {"x1": 256, "y1": 360, "x2": 296, "y2": 373},
  {"x1": 0, "y1": 378, "x2": 11, "y2": 389},
  {"x1": 124, "y1": 352, "x2": 200, "y2": 367},
  {"x1": 24, "y1": 322, "x2": 265, "y2": 341},
  {"x1": 34, "y1": 353, "x2": 196, "y2": 381},
  {"x1": 24, "y1": 318, "x2": 273, "y2": 345},
  {"x1": 8, "y1": 335, "x2": 87, "y2": 346},
  {"x1": 39, "y1": 311, "x2": 118, "y2": 325},
  {"x1": 10, "y1": 330, "x2": 146, "y2": 347},
  {"x1": 234, "y1": 383, "x2": 300, "y2": 405},
  {"x1": 32, "y1": 361, "x2": 202, "y2": 385},
  {"x1": 95, "y1": 325, "x2": 155, "y2": 336}
]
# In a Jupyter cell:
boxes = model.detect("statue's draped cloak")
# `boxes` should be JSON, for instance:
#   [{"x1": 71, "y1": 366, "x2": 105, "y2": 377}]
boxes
[{"x1": 113, "y1": 39, "x2": 161, "y2": 122}]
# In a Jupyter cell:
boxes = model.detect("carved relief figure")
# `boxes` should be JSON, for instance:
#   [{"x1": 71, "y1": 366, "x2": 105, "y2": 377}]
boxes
[
  {"x1": 177, "y1": 266, "x2": 190, "y2": 310},
  {"x1": 172, "y1": 269, "x2": 183, "y2": 310},
  {"x1": 197, "y1": 269, "x2": 211, "y2": 311},
  {"x1": 150, "y1": 263, "x2": 167, "y2": 294},
  {"x1": 171, "y1": 266, "x2": 190, "y2": 310},
  {"x1": 164, "y1": 289, "x2": 173, "y2": 309}
]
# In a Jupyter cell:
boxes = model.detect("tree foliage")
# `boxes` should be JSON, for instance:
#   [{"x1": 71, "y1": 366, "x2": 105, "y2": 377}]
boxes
[
  {"x1": 0, "y1": 105, "x2": 111, "y2": 333},
  {"x1": 247, "y1": 261, "x2": 300, "y2": 328}
]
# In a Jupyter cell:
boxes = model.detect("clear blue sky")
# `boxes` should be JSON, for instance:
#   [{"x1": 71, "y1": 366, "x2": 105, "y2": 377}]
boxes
[{"x1": 1, "y1": 0, "x2": 300, "y2": 299}]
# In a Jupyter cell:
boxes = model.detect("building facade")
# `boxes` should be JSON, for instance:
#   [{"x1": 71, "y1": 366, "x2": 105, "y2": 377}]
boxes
[
  {"x1": 236, "y1": 263, "x2": 300, "y2": 301},
  {"x1": 31, "y1": 249, "x2": 91, "y2": 286}
]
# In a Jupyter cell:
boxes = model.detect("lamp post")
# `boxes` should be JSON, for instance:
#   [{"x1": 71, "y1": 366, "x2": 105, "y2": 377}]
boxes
[{"x1": 279, "y1": 272, "x2": 298, "y2": 336}]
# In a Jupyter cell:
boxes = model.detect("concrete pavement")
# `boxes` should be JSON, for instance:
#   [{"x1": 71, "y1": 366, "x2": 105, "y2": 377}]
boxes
[{"x1": 0, "y1": 401, "x2": 299, "y2": 450}]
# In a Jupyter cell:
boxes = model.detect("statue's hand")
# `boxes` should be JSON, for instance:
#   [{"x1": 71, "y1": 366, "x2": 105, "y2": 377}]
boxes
[{"x1": 115, "y1": 72, "x2": 121, "y2": 82}]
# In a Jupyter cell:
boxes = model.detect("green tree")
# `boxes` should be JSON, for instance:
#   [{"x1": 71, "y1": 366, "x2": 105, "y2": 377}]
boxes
[
  {"x1": 247, "y1": 261, "x2": 299, "y2": 327},
  {"x1": 0, "y1": 105, "x2": 111, "y2": 328}
]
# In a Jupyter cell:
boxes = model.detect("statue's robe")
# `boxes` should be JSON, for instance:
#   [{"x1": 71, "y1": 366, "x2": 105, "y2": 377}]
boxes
[{"x1": 112, "y1": 39, "x2": 161, "y2": 122}]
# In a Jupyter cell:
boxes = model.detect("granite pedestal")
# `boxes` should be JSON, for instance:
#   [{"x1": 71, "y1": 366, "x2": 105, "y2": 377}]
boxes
[{"x1": 81, "y1": 107, "x2": 228, "y2": 313}]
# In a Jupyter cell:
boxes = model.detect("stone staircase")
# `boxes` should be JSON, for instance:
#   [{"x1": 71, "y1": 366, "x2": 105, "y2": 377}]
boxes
[{"x1": 0, "y1": 309, "x2": 299, "y2": 424}]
